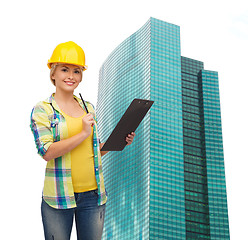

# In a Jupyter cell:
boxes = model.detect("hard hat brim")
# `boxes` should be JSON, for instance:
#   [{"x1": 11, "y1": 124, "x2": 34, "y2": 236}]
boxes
[{"x1": 47, "y1": 61, "x2": 88, "y2": 71}]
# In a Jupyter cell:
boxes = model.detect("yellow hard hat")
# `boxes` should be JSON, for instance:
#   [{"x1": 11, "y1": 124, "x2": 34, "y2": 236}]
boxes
[{"x1": 47, "y1": 41, "x2": 88, "y2": 70}]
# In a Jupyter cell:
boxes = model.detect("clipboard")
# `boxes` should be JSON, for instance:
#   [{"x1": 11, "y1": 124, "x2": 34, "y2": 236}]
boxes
[{"x1": 100, "y1": 99, "x2": 154, "y2": 151}]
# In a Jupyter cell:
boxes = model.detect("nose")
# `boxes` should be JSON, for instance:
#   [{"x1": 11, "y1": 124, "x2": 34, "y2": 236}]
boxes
[{"x1": 68, "y1": 69, "x2": 74, "y2": 79}]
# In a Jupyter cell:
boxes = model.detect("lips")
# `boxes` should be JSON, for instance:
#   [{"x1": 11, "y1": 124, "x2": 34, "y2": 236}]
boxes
[{"x1": 64, "y1": 81, "x2": 75, "y2": 86}]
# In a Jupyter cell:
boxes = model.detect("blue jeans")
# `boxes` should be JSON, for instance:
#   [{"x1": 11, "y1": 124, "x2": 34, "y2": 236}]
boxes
[{"x1": 41, "y1": 190, "x2": 106, "y2": 240}]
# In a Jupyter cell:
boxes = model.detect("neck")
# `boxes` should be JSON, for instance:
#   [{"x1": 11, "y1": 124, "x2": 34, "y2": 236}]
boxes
[{"x1": 54, "y1": 89, "x2": 75, "y2": 105}]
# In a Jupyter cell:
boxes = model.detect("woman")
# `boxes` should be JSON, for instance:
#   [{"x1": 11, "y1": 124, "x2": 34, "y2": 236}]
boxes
[{"x1": 30, "y1": 41, "x2": 135, "y2": 240}]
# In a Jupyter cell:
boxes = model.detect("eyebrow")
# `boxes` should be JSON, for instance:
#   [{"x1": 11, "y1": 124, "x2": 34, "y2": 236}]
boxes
[{"x1": 61, "y1": 65, "x2": 80, "y2": 70}]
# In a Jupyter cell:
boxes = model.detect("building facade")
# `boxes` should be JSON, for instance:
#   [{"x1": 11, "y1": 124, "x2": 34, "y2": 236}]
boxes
[{"x1": 96, "y1": 17, "x2": 229, "y2": 240}]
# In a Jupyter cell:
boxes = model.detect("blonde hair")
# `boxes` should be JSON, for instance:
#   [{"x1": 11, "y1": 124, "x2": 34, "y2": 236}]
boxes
[
  {"x1": 50, "y1": 63, "x2": 84, "y2": 86},
  {"x1": 50, "y1": 64, "x2": 57, "y2": 86}
]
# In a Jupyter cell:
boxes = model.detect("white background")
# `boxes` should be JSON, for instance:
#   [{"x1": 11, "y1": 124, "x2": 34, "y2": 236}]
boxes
[{"x1": 1, "y1": 0, "x2": 247, "y2": 239}]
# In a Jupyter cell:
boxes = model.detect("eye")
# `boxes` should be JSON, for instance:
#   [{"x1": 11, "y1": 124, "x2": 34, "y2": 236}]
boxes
[
  {"x1": 61, "y1": 68, "x2": 68, "y2": 72},
  {"x1": 74, "y1": 70, "x2": 81, "y2": 74}
]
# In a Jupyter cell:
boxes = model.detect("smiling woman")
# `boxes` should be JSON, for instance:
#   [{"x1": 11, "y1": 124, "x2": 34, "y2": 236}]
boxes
[{"x1": 30, "y1": 41, "x2": 108, "y2": 240}]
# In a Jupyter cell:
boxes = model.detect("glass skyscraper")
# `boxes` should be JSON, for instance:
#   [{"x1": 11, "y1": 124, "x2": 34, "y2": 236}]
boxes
[{"x1": 97, "y1": 17, "x2": 229, "y2": 240}]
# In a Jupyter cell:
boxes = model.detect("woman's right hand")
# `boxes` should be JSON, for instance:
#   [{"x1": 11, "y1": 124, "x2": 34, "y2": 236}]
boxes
[{"x1": 82, "y1": 113, "x2": 95, "y2": 137}]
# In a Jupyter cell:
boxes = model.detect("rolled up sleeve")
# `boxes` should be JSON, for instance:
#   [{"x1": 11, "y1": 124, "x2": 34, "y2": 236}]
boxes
[{"x1": 30, "y1": 103, "x2": 53, "y2": 157}]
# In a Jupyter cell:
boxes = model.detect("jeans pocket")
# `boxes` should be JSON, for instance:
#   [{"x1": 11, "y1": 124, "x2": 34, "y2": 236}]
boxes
[
  {"x1": 89, "y1": 189, "x2": 98, "y2": 197},
  {"x1": 82, "y1": 189, "x2": 98, "y2": 199},
  {"x1": 93, "y1": 189, "x2": 99, "y2": 195}
]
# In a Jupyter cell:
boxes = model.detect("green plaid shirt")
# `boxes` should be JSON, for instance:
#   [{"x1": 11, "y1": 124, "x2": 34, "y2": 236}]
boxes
[{"x1": 30, "y1": 94, "x2": 107, "y2": 209}]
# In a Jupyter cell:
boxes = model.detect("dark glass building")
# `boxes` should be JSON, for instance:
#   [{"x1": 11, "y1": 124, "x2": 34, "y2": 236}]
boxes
[{"x1": 97, "y1": 17, "x2": 230, "y2": 240}]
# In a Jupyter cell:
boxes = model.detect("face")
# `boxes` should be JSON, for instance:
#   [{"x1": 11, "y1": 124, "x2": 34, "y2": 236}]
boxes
[{"x1": 51, "y1": 64, "x2": 82, "y2": 92}]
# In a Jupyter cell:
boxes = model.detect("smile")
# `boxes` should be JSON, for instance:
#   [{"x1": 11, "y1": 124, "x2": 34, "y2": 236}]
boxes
[{"x1": 64, "y1": 81, "x2": 75, "y2": 86}]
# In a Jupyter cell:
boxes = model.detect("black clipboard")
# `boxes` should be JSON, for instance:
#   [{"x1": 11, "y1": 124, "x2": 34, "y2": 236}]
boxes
[{"x1": 100, "y1": 99, "x2": 154, "y2": 151}]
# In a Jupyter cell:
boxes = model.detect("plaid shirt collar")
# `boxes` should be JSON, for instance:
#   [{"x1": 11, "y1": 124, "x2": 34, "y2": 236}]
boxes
[{"x1": 45, "y1": 94, "x2": 88, "y2": 114}]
